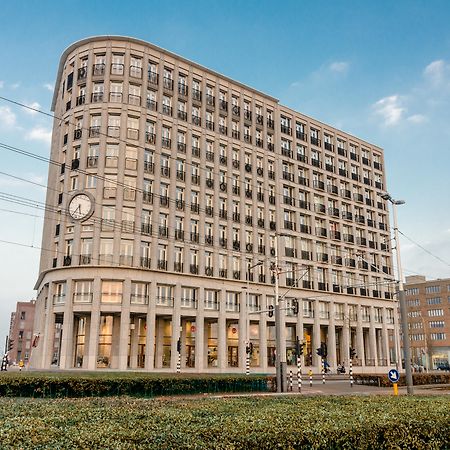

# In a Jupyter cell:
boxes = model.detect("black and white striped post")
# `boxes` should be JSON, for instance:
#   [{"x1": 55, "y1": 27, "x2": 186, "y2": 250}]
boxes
[
  {"x1": 289, "y1": 370, "x2": 293, "y2": 391},
  {"x1": 297, "y1": 356, "x2": 302, "y2": 392},
  {"x1": 309, "y1": 369, "x2": 313, "y2": 387},
  {"x1": 176, "y1": 338, "x2": 181, "y2": 373},
  {"x1": 349, "y1": 358, "x2": 353, "y2": 388},
  {"x1": 322, "y1": 357, "x2": 325, "y2": 384},
  {"x1": 245, "y1": 348, "x2": 250, "y2": 376}
]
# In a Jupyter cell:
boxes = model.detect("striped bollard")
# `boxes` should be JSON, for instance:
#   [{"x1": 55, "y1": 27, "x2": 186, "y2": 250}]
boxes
[
  {"x1": 322, "y1": 357, "x2": 325, "y2": 384},
  {"x1": 289, "y1": 370, "x2": 293, "y2": 391},
  {"x1": 309, "y1": 369, "x2": 313, "y2": 387},
  {"x1": 297, "y1": 356, "x2": 302, "y2": 392},
  {"x1": 176, "y1": 352, "x2": 181, "y2": 373},
  {"x1": 245, "y1": 353, "x2": 250, "y2": 376},
  {"x1": 349, "y1": 358, "x2": 353, "y2": 388}
]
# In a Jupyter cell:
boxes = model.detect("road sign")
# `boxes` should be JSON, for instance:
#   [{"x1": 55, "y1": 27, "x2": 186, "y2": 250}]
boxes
[{"x1": 388, "y1": 369, "x2": 400, "y2": 383}]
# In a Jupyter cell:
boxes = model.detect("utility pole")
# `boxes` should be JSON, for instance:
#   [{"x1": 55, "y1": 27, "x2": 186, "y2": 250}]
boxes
[
  {"x1": 274, "y1": 234, "x2": 287, "y2": 393},
  {"x1": 382, "y1": 193, "x2": 414, "y2": 395}
]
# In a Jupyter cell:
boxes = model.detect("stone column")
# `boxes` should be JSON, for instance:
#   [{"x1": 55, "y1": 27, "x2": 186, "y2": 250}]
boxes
[
  {"x1": 356, "y1": 306, "x2": 365, "y2": 367},
  {"x1": 118, "y1": 279, "x2": 131, "y2": 370},
  {"x1": 195, "y1": 287, "x2": 205, "y2": 372},
  {"x1": 41, "y1": 284, "x2": 55, "y2": 369},
  {"x1": 218, "y1": 288, "x2": 227, "y2": 370},
  {"x1": 369, "y1": 306, "x2": 378, "y2": 367},
  {"x1": 342, "y1": 303, "x2": 350, "y2": 366},
  {"x1": 239, "y1": 287, "x2": 248, "y2": 372},
  {"x1": 328, "y1": 302, "x2": 337, "y2": 369},
  {"x1": 170, "y1": 283, "x2": 181, "y2": 371},
  {"x1": 259, "y1": 293, "x2": 268, "y2": 372},
  {"x1": 382, "y1": 307, "x2": 390, "y2": 366},
  {"x1": 59, "y1": 277, "x2": 74, "y2": 369},
  {"x1": 129, "y1": 316, "x2": 139, "y2": 369},
  {"x1": 87, "y1": 278, "x2": 101, "y2": 370},
  {"x1": 312, "y1": 299, "x2": 321, "y2": 369},
  {"x1": 145, "y1": 282, "x2": 157, "y2": 370}
]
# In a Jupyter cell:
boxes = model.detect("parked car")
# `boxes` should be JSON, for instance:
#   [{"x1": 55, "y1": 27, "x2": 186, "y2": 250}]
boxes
[{"x1": 436, "y1": 363, "x2": 450, "y2": 371}]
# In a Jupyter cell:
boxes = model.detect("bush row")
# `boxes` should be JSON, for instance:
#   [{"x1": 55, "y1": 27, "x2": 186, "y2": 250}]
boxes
[
  {"x1": 354, "y1": 372, "x2": 450, "y2": 387},
  {"x1": 0, "y1": 373, "x2": 274, "y2": 398},
  {"x1": 0, "y1": 396, "x2": 448, "y2": 449}
]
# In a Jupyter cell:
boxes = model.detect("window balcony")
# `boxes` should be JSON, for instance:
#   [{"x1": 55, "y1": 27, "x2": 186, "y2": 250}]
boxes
[
  {"x1": 328, "y1": 207, "x2": 340, "y2": 218},
  {"x1": 76, "y1": 94, "x2": 86, "y2": 106},
  {"x1": 205, "y1": 234, "x2": 214, "y2": 245},
  {"x1": 280, "y1": 124, "x2": 292, "y2": 135},
  {"x1": 159, "y1": 195, "x2": 169, "y2": 207},
  {"x1": 206, "y1": 94, "x2": 215, "y2": 107},
  {"x1": 131, "y1": 294, "x2": 149, "y2": 305},
  {"x1": 79, "y1": 254, "x2": 92, "y2": 265},
  {"x1": 310, "y1": 136, "x2": 321, "y2": 147},
  {"x1": 119, "y1": 255, "x2": 133, "y2": 266},
  {"x1": 87, "y1": 156, "x2": 98, "y2": 168},
  {"x1": 146, "y1": 99, "x2": 158, "y2": 111},
  {"x1": 298, "y1": 200, "x2": 309, "y2": 210},
  {"x1": 244, "y1": 110, "x2": 252, "y2": 121},
  {"x1": 314, "y1": 203, "x2": 326, "y2": 214},
  {"x1": 143, "y1": 192, "x2": 153, "y2": 204},
  {"x1": 362, "y1": 156, "x2": 370, "y2": 165},
  {"x1": 300, "y1": 224, "x2": 311, "y2": 234},
  {"x1": 73, "y1": 293, "x2": 93, "y2": 304},
  {"x1": 342, "y1": 211, "x2": 353, "y2": 221},
  {"x1": 331, "y1": 255, "x2": 343, "y2": 265},
  {"x1": 141, "y1": 223, "x2": 152, "y2": 235},
  {"x1": 192, "y1": 89, "x2": 202, "y2": 102},
  {"x1": 219, "y1": 269, "x2": 228, "y2": 278},
  {"x1": 159, "y1": 226, "x2": 168, "y2": 237},
  {"x1": 175, "y1": 229, "x2": 184, "y2": 241},
  {"x1": 267, "y1": 118, "x2": 274, "y2": 129},
  {"x1": 296, "y1": 131, "x2": 307, "y2": 141},
  {"x1": 283, "y1": 196, "x2": 294, "y2": 206},
  {"x1": 337, "y1": 147, "x2": 346, "y2": 156},
  {"x1": 219, "y1": 237, "x2": 227, "y2": 247},
  {"x1": 315, "y1": 227, "x2": 327, "y2": 237},
  {"x1": 145, "y1": 132, "x2": 156, "y2": 145},
  {"x1": 267, "y1": 142, "x2": 275, "y2": 151},
  {"x1": 162, "y1": 105, "x2": 173, "y2": 116},
  {"x1": 163, "y1": 77, "x2": 173, "y2": 91},
  {"x1": 350, "y1": 152, "x2": 358, "y2": 161},
  {"x1": 53, "y1": 294, "x2": 66, "y2": 305},
  {"x1": 232, "y1": 212, "x2": 240, "y2": 222},
  {"x1": 269, "y1": 221, "x2": 277, "y2": 230},
  {"x1": 92, "y1": 63, "x2": 105, "y2": 76},
  {"x1": 190, "y1": 232, "x2": 200, "y2": 243},
  {"x1": 324, "y1": 142, "x2": 334, "y2": 151},
  {"x1": 232, "y1": 105, "x2": 240, "y2": 117},
  {"x1": 325, "y1": 163, "x2": 334, "y2": 172},
  {"x1": 157, "y1": 259, "x2": 168, "y2": 270},
  {"x1": 205, "y1": 120, "x2": 214, "y2": 131},
  {"x1": 316, "y1": 253, "x2": 329, "y2": 263},
  {"x1": 178, "y1": 83, "x2": 188, "y2": 96},
  {"x1": 174, "y1": 262, "x2": 184, "y2": 272},
  {"x1": 338, "y1": 168, "x2": 348, "y2": 177},
  {"x1": 156, "y1": 296, "x2": 174, "y2": 307},
  {"x1": 130, "y1": 66, "x2": 142, "y2": 79},
  {"x1": 128, "y1": 94, "x2": 141, "y2": 106},
  {"x1": 161, "y1": 137, "x2": 171, "y2": 149},
  {"x1": 330, "y1": 230, "x2": 341, "y2": 240},
  {"x1": 148, "y1": 71, "x2": 159, "y2": 86}
]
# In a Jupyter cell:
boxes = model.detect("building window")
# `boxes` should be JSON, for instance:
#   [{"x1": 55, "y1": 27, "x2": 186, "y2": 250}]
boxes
[
  {"x1": 101, "y1": 281, "x2": 123, "y2": 303},
  {"x1": 425, "y1": 285, "x2": 441, "y2": 294}
]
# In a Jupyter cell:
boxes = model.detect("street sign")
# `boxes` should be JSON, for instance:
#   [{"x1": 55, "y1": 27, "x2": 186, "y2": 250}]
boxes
[{"x1": 388, "y1": 369, "x2": 400, "y2": 383}]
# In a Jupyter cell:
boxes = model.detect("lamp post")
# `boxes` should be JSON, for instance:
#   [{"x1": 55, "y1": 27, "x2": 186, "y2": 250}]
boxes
[
  {"x1": 381, "y1": 192, "x2": 414, "y2": 394},
  {"x1": 274, "y1": 234, "x2": 287, "y2": 393},
  {"x1": 243, "y1": 260, "x2": 263, "y2": 375}
]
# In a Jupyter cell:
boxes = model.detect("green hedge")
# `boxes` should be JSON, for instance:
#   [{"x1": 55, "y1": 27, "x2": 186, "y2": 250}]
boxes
[
  {"x1": 0, "y1": 396, "x2": 448, "y2": 449},
  {"x1": 0, "y1": 373, "x2": 274, "y2": 398},
  {"x1": 354, "y1": 372, "x2": 450, "y2": 387}
]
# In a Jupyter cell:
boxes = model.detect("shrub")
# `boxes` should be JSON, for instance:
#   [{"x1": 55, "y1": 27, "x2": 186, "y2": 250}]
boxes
[{"x1": 0, "y1": 373, "x2": 274, "y2": 398}]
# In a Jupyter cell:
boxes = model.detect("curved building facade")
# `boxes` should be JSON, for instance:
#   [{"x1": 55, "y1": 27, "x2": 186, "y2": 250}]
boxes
[{"x1": 32, "y1": 36, "x2": 398, "y2": 373}]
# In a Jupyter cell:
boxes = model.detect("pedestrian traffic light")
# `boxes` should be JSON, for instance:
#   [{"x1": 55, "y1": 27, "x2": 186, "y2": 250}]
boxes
[
  {"x1": 316, "y1": 347, "x2": 323, "y2": 357},
  {"x1": 268, "y1": 304, "x2": 274, "y2": 318},
  {"x1": 292, "y1": 299, "x2": 299, "y2": 315},
  {"x1": 177, "y1": 338, "x2": 181, "y2": 353},
  {"x1": 246, "y1": 342, "x2": 254, "y2": 354},
  {"x1": 349, "y1": 347, "x2": 357, "y2": 359},
  {"x1": 7, "y1": 339, "x2": 14, "y2": 352},
  {"x1": 295, "y1": 338, "x2": 304, "y2": 356},
  {"x1": 321, "y1": 342, "x2": 327, "y2": 358}
]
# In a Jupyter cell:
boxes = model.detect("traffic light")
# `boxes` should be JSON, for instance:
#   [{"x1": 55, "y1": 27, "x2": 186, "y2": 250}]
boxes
[
  {"x1": 177, "y1": 338, "x2": 181, "y2": 353},
  {"x1": 7, "y1": 339, "x2": 14, "y2": 352},
  {"x1": 321, "y1": 342, "x2": 327, "y2": 358},
  {"x1": 268, "y1": 304, "x2": 274, "y2": 318},
  {"x1": 292, "y1": 299, "x2": 299, "y2": 315},
  {"x1": 349, "y1": 347, "x2": 357, "y2": 359},
  {"x1": 316, "y1": 347, "x2": 323, "y2": 357},
  {"x1": 295, "y1": 337, "x2": 304, "y2": 357},
  {"x1": 246, "y1": 342, "x2": 254, "y2": 354}
]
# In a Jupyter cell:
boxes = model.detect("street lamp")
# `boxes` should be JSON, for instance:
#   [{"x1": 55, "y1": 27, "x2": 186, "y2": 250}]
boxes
[
  {"x1": 381, "y1": 192, "x2": 414, "y2": 394},
  {"x1": 243, "y1": 260, "x2": 263, "y2": 375}
]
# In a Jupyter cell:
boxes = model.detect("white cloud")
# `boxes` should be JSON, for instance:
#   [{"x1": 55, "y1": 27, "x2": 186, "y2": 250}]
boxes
[
  {"x1": 26, "y1": 126, "x2": 52, "y2": 144},
  {"x1": 24, "y1": 101, "x2": 41, "y2": 115},
  {"x1": 407, "y1": 114, "x2": 427, "y2": 124},
  {"x1": 43, "y1": 83, "x2": 54, "y2": 92},
  {"x1": 424, "y1": 60, "x2": 445, "y2": 82},
  {"x1": 372, "y1": 95, "x2": 405, "y2": 126},
  {"x1": 10, "y1": 83, "x2": 20, "y2": 90},
  {"x1": 0, "y1": 106, "x2": 17, "y2": 128},
  {"x1": 329, "y1": 61, "x2": 349, "y2": 74},
  {"x1": 0, "y1": 81, "x2": 4, "y2": 89}
]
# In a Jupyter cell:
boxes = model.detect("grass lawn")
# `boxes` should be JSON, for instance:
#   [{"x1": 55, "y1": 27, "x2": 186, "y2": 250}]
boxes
[{"x1": 0, "y1": 395, "x2": 448, "y2": 449}]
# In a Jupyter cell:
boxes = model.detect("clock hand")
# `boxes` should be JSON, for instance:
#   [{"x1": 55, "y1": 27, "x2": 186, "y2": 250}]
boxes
[{"x1": 74, "y1": 204, "x2": 82, "y2": 214}]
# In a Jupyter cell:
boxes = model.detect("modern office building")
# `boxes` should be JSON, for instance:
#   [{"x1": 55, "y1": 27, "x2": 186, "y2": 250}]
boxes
[
  {"x1": 8, "y1": 300, "x2": 36, "y2": 364},
  {"x1": 32, "y1": 36, "x2": 397, "y2": 373},
  {"x1": 404, "y1": 275, "x2": 450, "y2": 369}
]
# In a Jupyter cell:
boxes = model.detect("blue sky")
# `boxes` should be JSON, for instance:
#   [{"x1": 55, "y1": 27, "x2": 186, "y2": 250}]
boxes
[{"x1": 0, "y1": 0, "x2": 449, "y2": 339}]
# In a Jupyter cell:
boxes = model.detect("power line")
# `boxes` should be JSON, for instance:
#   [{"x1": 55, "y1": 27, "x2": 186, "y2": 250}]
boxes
[{"x1": 397, "y1": 229, "x2": 450, "y2": 269}]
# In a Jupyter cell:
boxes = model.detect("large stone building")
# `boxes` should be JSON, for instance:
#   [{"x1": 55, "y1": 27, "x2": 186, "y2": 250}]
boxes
[
  {"x1": 8, "y1": 300, "x2": 36, "y2": 365},
  {"x1": 405, "y1": 275, "x2": 450, "y2": 369},
  {"x1": 31, "y1": 36, "x2": 397, "y2": 373}
]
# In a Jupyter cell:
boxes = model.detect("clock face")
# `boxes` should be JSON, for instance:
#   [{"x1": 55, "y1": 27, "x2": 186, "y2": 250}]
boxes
[{"x1": 68, "y1": 193, "x2": 94, "y2": 221}]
